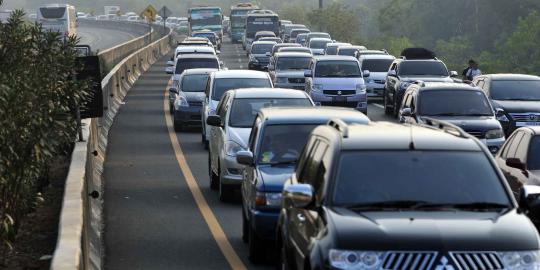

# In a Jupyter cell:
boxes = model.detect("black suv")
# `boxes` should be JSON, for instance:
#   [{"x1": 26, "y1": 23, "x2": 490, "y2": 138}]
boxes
[
  {"x1": 473, "y1": 74, "x2": 540, "y2": 136},
  {"x1": 277, "y1": 119, "x2": 540, "y2": 270},
  {"x1": 384, "y1": 49, "x2": 458, "y2": 117}
]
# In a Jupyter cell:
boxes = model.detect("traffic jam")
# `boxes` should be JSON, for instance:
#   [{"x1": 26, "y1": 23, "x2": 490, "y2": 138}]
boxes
[{"x1": 164, "y1": 3, "x2": 540, "y2": 270}]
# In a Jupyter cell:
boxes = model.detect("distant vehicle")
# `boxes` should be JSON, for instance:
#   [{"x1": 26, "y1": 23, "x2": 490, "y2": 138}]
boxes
[
  {"x1": 76, "y1": 12, "x2": 86, "y2": 19},
  {"x1": 288, "y1": 28, "x2": 310, "y2": 44},
  {"x1": 96, "y1": 15, "x2": 108, "y2": 21},
  {"x1": 278, "y1": 19, "x2": 292, "y2": 37},
  {"x1": 177, "y1": 21, "x2": 189, "y2": 34},
  {"x1": 399, "y1": 82, "x2": 505, "y2": 153},
  {"x1": 176, "y1": 37, "x2": 214, "y2": 48},
  {"x1": 243, "y1": 12, "x2": 279, "y2": 50},
  {"x1": 207, "y1": 88, "x2": 313, "y2": 201},
  {"x1": 127, "y1": 16, "x2": 139, "y2": 22},
  {"x1": 201, "y1": 70, "x2": 273, "y2": 148},
  {"x1": 37, "y1": 4, "x2": 77, "y2": 38},
  {"x1": 229, "y1": 3, "x2": 259, "y2": 43},
  {"x1": 277, "y1": 119, "x2": 540, "y2": 270},
  {"x1": 104, "y1": 6, "x2": 120, "y2": 16},
  {"x1": 308, "y1": 37, "x2": 333, "y2": 55},
  {"x1": 237, "y1": 107, "x2": 368, "y2": 262},
  {"x1": 270, "y1": 43, "x2": 302, "y2": 57},
  {"x1": 28, "y1": 13, "x2": 37, "y2": 21},
  {"x1": 171, "y1": 46, "x2": 217, "y2": 63},
  {"x1": 268, "y1": 52, "x2": 313, "y2": 90},
  {"x1": 248, "y1": 41, "x2": 277, "y2": 70},
  {"x1": 304, "y1": 56, "x2": 368, "y2": 114},
  {"x1": 192, "y1": 30, "x2": 221, "y2": 50},
  {"x1": 358, "y1": 54, "x2": 395, "y2": 97},
  {"x1": 336, "y1": 45, "x2": 367, "y2": 57},
  {"x1": 324, "y1": 42, "x2": 351, "y2": 55},
  {"x1": 472, "y1": 74, "x2": 540, "y2": 136},
  {"x1": 166, "y1": 54, "x2": 221, "y2": 81},
  {"x1": 304, "y1": 32, "x2": 331, "y2": 47},
  {"x1": 188, "y1": 7, "x2": 223, "y2": 41},
  {"x1": 294, "y1": 33, "x2": 309, "y2": 45},
  {"x1": 282, "y1": 24, "x2": 307, "y2": 42}
]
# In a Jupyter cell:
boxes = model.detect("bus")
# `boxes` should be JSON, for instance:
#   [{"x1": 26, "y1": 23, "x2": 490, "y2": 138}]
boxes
[
  {"x1": 188, "y1": 7, "x2": 223, "y2": 41},
  {"x1": 229, "y1": 3, "x2": 259, "y2": 43},
  {"x1": 243, "y1": 11, "x2": 279, "y2": 50},
  {"x1": 37, "y1": 4, "x2": 77, "y2": 38}
]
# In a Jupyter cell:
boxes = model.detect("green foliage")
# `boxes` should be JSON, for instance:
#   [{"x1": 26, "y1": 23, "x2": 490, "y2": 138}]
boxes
[
  {"x1": 435, "y1": 36, "x2": 473, "y2": 72},
  {"x1": 0, "y1": 9, "x2": 88, "y2": 252}
]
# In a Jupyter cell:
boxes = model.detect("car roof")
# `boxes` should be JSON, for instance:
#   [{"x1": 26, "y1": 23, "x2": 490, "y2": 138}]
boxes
[
  {"x1": 177, "y1": 54, "x2": 218, "y2": 60},
  {"x1": 252, "y1": 41, "x2": 278, "y2": 45},
  {"x1": 255, "y1": 31, "x2": 275, "y2": 35},
  {"x1": 338, "y1": 45, "x2": 367, "y2": 50},
  {"x1": 315, "y1": 55, "x2": 358, "y2": 61},
  {"x1": 308, "y1": 32, "x2": 330, "y2": 36},
  {"x1": 231, "y1": 88, "x2": 309, "y2": 99},
  {"x1": 315, "y1": 122, "x2": 482, "y2": 151},
  {"x1": 274, "y1": 43, "x2": 301, "y2": 48},
  {"x1": 326, "y1": 43, "x2": 351, "y2": 47},
  {"x1": 419, "y1": 82, "x2": 482, "y2": 91},
  {"x1": 360, "y1": 54, "x2": 395, "y2": 60},
  {"x1": 484, "y1": 74, "x2": 540, "y2": 81},
  {"x1": 258, "y1": 107, "x2": 370, "y2": 125},
  {"x1": 290, "y1": 28, "x2": 310, "y2": 32},
  {"x1": 212, "y1": 70, "x2": 269, "y2": 79},
  {"x1": 310, "y1": 38, "x2": 332, "y2": 42},
  {"x1": 274, "y1": 52, "x2": 312, "y2": 58},
  {"x1": 180, "y1": 68, "x2": 218, "y2": 75},
  {"x1": 176, "y1": 46, "x2": 214, "y2": 52}
]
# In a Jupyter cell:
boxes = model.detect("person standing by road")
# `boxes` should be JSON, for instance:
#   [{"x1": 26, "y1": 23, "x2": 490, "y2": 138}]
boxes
[{"x1": 462, "y1": 59, "x2": 482, "y2": 82}]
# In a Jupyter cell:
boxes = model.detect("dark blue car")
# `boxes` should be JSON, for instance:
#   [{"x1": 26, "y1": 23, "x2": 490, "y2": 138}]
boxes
[{"x1": 236, "y1": 107, "x2": 370, "y2": 263}]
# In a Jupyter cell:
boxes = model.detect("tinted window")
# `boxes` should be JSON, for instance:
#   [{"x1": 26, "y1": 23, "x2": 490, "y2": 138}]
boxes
[
  {"x1": 325, "y1": 47, "x2": 339, "y2": 55},
  {"x1": 528, "y1": 136, "x2": 540, "y2": 170},
  {"x1": 276, "y1": 57, "x2": 311, "y2": 71},
  {"x1": 399, "y1": 61, "x2": 449, "y2": 76},
  {"x1": 333, "y1": 151, "x2": 510, "y2": 207},
  {"x1": 418, "y1": 90, "x2": 493, "y2": 116},
  {"x1": 361, "y1": 59, "x2": 394, "y2": 72},
  {"x1": 310, "y1": 40, "x2": 331, "y2": 49},
  {"x1": 211, "y1": 78, "x2": 271, "y2": 101},
  {"x1": 490, "y1": 80, "x2": 540, "y2": 101},
  {"x1": 315, "y1": 61, "x2": 361, "y2": 78},
  {"x1": 257, "y1": 124, "x2": 318, "y2": 164},
  {"x1": 290, "y1": 29, "x2": 309, "y2": 38},
  {"x1": 246, "y1": 16, "x2": 279, "y2": 37},
  {"x1": 181, "y1": 74, "x2": 209, "y2": 92},
  {"x1": 39, "y1": 7, "x2": 66, "y2": 19},
  {"x1": 251, "y1": 44, "x2": 274, "y2": 54},
  {"x1": 175, "y1": 58, "x2": 219, "y2": 75},
  {"x1": 229, "y1": 98, "x2": 311, "y2": 128},
  {"x1": 338, "y1": 48, "x2": 358, "y2": 56}
]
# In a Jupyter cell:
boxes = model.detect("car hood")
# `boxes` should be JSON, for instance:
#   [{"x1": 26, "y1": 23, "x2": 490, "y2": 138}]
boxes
[
  {"x1": 275, "y1": 70, "x2": 305, "y2": 78},
  {"x1": 328, "y1": 208, "x2": 539, "y2": 251},
  {"x1": 400, "y1": 76, "x2": 453, "y2": 83},
  {"x1": 183, "y1": 92, "x2": 205, "y2": 102},
  {"x1": 492, "y1": 100, "x2": 540, "y2": 113},
  {"x1": 313, "y1": 77, "x2": 364, "y2": 90},
  {"x1": 258, "y1": 166, "x2": 295, "y2": 192},
  {"x1": 311, "y1": 49, "x2": 325, "y2": 55},
  {"x1": 227, "y1": 127, "x2": 251, "y2": 149},
  {"x1": 419, "y1": 116, "x2": 501, "y2": 131}
]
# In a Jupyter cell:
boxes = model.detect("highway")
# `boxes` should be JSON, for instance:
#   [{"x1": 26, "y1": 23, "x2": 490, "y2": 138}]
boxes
[
  {"x1": 102, "y1": 38, "x2": 396, "y2": 269},
  {"x1": 78, "y1": 26, "x2": 142, "y2": 51}
]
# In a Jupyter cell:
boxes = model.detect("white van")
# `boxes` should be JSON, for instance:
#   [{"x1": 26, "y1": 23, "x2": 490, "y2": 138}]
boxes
[{"x1": 37, "y1": 4, "x2": 77, "y2": 38}]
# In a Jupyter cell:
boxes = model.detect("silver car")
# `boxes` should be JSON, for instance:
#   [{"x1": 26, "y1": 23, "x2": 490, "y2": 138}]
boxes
[
  {"x1": 201, "y1": 70, "x2": 273, "y2": 148},
  {"x1": 206, "y1": 88, "x2": 314, "y2": 201},
  {"x1": 308, "y1": 38, "x2": 333, "y2": 56},
  {"x1": 269, "y1": 52, "x2": 313, "y2": 90},
  {"x1": 358, "y1": 54, "x2": 396, "y2": 98}
]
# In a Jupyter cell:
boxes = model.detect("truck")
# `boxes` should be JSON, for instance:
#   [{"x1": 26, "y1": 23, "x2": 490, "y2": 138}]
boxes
[{"x1": 229, "y1": 3, "x2": 259, "y2": 43}]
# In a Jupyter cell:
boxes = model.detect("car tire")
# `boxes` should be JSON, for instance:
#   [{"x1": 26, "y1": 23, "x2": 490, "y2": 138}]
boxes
[
  {"x1": 384, "y1": 91, "x2": 393, "y2": 115},
  {"x1": 249, "y1": 225, "x2": 265, "y2": 263},
  {"x1": 208, "y1": 154, "x2": 219, "y2": 190},
  {"x1": 242, "y1": 205, "x2": 249, "y2": 243},
  {"x1": 219, "y1": 170, "x2": 233, "y2": 202},
  {"x1": 173, "y1": 113, "x2": 183, "y2": 132}
]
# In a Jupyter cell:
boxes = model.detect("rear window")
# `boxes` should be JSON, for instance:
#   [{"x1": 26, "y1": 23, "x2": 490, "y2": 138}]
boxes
[
  {"x1": 315, "y1": 60, "x2": 361, "y2": 78},
  {"x1": 181, "y1": 74, "x2": 209, "y2": 92},
  {"x1": 310, "y1": 40, "x2": 331, "y2": 49},
  {"x1": 338, "y1": 48, "x2": 358, "y2": 57},
  {"x1": 251, "y1": 44, "x2": 274, "y2": 54},
  {"x1": 257, "y1": 124, "x2": 318, "y2": 164},
  {"x1": 39, "y1": 7, "x2": 66, "y2": 19},
  {"x1": 418, "y1": 90, "x2": 493, "y2": 116},
  {"x1": 276, "y1": 57, "x2": 311, "y2": 71},
  {"x1": 175, "y1": 58, "x2": 219, "y2": 75},
  {"x1": 229, "y1": 98, "x2": 312, "y2": 128},
  {"x1": 399, "y1": 61, "x2": 449, "y2": 76},
  {"x1": 290, "y1": 29, "x2": 309, "y2": 38},
  {"x1": 211, "y1": 78, "x2": 272, "y2": 100},
  {"x1": 361, "y1": 59, "x2": 394, "y2": 72},
  {"x1": 490, "y1": 80, "x2": 540, "y2": 101}
]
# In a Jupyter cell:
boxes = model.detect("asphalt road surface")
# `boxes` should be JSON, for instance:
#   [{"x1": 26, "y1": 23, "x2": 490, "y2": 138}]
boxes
[
  {"x1": 78, "y1": 26, "x2": 141, "y2": 52},
  {"x1": 102, "y1": 37, "x2": 396, "y2": 270}
]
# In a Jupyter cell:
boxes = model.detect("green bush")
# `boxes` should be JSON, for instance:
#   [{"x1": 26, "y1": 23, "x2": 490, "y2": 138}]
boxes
[{"x1": 0, "y1": 8, "x2": 89, "y2": 252}]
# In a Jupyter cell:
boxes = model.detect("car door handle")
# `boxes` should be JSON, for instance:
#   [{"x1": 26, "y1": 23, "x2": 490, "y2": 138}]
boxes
[{"x1": 297, "y1": 213, "x2": 306, "y2": 223}]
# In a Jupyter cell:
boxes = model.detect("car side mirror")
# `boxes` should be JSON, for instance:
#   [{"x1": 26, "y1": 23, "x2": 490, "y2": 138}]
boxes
[
  {"x1": 283, "y1": 184, "x2": 314, "y2": 209},
  {"x1": 495, "y1": 108, "x2": 505, "y2": 118},
  {"x1": 206, "y1": 115, "x2": 222, "y2": 127},
  {"x1": 519, "y1": 185, "x2": 540, "y2": 214},
  {"x1": 236, "y1": 151, "x2": 254, "y2": 166},
  {"x1": 169, "y1": 87, "x2": 178, "y2": 94},
  {"x1": 167, "y1": 60, "x2": 174, "y2": 66},
  {"x1": 450, "y1": 71, "x2": 458, "y2": 77},
  {"x1": 304, "y1": 69, "x2": 313, "y2": 78},
  {"x1": 363, "y1": 70, "x2": 370, "y2": 78},
  {"x1": 506, "y1": 158, "x2": 526, "y2": 171},
  {"x1": 165, "y1": 67, "x2": 174, "y2": 74},
  {"x1": 387, "y1": 70, "x2": 397, "y2": 77}
]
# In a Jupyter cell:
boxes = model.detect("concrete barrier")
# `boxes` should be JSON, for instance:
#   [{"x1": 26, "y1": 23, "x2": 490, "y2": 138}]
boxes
[{"x1": 50, "y1": 25, "x2": 176, "y2": 270}]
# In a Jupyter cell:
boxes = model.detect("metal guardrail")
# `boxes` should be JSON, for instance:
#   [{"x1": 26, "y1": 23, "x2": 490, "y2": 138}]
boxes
[{"x1": 50, "y1": 24, "x2": 175, "y2": 270}]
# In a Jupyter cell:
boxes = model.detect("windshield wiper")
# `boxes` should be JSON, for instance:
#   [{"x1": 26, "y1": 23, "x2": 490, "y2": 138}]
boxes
[
  {"x1": 268, "y1": 159, "x2": 297, "y2": 167},
  {"x1": 344, "y1": 200, "x2": 430, "y2": 210}
]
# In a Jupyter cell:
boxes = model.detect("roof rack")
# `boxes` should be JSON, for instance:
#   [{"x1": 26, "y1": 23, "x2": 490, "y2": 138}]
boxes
[
  {"x1": 327, "y1": 118, "x2": 349, "y2": 138},
  {"x1": 421, "y1": 117, "x2": 469, "y2": 138}
]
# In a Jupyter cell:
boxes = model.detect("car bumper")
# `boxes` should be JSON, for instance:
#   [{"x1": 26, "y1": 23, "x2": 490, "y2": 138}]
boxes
[
  {"x1": 366, "y1": 83, "x2": 385, "y2": 97},
  {"x1": 275, "y1": 82, "x2": 305, "y2": 90},
  {"x1": 310, "y1": 91, "x2": 368, "y2": 114},
  {"x1": 250, "y1": 209, "x2": 279, "y2": 240},
  {"x1": 174, "y1": 106, "x2": 202, "y2": 126},
  {"x1": 220, "y1": 154, "x2": 244, "y2": 185}
]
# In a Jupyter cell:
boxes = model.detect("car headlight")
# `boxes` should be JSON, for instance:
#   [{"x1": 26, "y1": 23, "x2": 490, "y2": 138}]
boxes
[
  {"x1": 276, "y1": 77, "x2": 288, "y2": 83},
  {"x1": 400, "y1": 82, "x2": 411, "y2": 89},
  {"x1": 356, "y1": 84, "x2": 367, "y2": 94},
  {"x1": 312, "y1": 84, "x2": 324, "y2": 92},
  {"x1": 255, "y1": 192, "x2": 282, "y2": 207},
  {"x1": 225, "y1": 141, "x2": 244, "y2": 157},
  {"x1": 486, "y1": 129, "x2": 505, "y2": 139},
  {"x1": 175, "y1": 96, "x2": 189, "y2": 107},
  {"x1": 499, "y1": 251, "x2": 540, "y2": 270},
  {"x1": 329, "y1": 250, "x2": 385, "y2": 270}
]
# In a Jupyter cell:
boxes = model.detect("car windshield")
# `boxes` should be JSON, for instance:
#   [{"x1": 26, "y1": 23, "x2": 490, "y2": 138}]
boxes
[
  {"x1": 229, "y1": 99, "x2": 312, "y2": 128},
  {"x1": 181, "y1": 74, "x2": 209, "y2": 92},
  {"x1": 251, "y1": 44, "x2": 274, "y2": 54},
  {"x1": 490, "y1": 80, "x2": 540, "y2": 101},
  {"x1": 276, "y1": 57, "x2": 311, "y2": 71},
  {"x1": 419, "y1": 90, "x2": 493, "y2": 116},
  {"x1": 195, "y1": 34, "x2": 216, "y2": 43},
  {"x1": 399, "y1": 61, "x2": 449, "y2": 76},
  {"x1": 315, "y1": 61, "x2": 361, "y2": 78},
  {"x1": 333, "y1": 151, "x2": 511, "y2": 209},
  {"x1": 338, "y1": 48, "x2": 358, "y2": 56},
  {"x1": 362, "y1": 59, "x2": 394, "y2": 72},
  {"x1": 257, "y1": 124, "x2": 318, "y2": 164},
  {"x1": 175, "y1": 58, "x2": 219, "y2": 75},
  {"x1": 211, "y1": 78, "x2": 272, "y2": 101},
  {"x1": 310, "y1": 40, "x2": 331, "y2": 49},
  {"x1": 325, "y1": 47, "x2": 339, "y2": 55},
  {"x1": 528, "y1": 136, "x2": 540, "y2": 170}
]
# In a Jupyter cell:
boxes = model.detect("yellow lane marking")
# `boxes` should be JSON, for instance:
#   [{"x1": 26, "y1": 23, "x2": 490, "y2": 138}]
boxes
[{"x1": 163, "y1": 83, "x2": 248, "y2": 270}]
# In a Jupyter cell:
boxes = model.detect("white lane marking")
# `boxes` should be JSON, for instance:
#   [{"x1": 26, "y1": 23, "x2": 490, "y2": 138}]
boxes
[{"x1": 372, "y1": 103, "x2": 385, "y2": 109}]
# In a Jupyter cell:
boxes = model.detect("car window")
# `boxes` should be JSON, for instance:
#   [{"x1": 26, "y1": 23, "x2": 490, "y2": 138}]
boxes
[
  {"x1": 361, "y1": 59, "x2": 394, "y2": 72},
  {"x1": 333, "y1": 151, "x2": 511, "y2": 207},
  {"x1": 398, "y1": 61, "x2": 449, "y2": 76},
  {"x1": 257, "y1": 124, "x2": 319, "y2": 164},
  {"x1": 315, "y1": 60, "x2": 361, "y2": 78},
  {"x1": 181, "y1": 74, "x2": 210, "y2": 92},
  {"x1": 229, "y1": 98, "x2": 312, "y2": 128},
  {"x1": 418, "y1": 90, "x2": 493, "y2": 116},
  {"x1": 528, "y1": 136, "x2": 540, "y2": 170},
  {"x1": 175, "y1": 58, "x2": 219, "y2": 75},
  {"x1": 338, "y1": 48, "x2": 358, "y2": 57},
  {"x1": 251, "y1": 44, "x2": 274, "y2": 54},
  {"x1": 490, "y1": 80, "x2": 540, "y2": 101},
  {"x1": 276, "y1": 57, "x2": 311, "y2": 71},
  {"x1": 211, "y1": 78, "x2": 272, "y2": 101}
]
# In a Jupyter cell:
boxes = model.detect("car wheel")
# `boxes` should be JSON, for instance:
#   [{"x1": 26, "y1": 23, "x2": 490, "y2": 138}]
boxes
[
  {"x1": 208, "y1": 154, "x2": 218, "y2": 190},
  {"x1": 278, "y1": 240, "x2": 294, "y2": 270},
  {"x1": 242, "y1": 205, "x2": 249, "y2": 243},
  {"x1": 384, "y1": 91, "x2": 393, "y2": 115},
  {"x1": 218, "y1": 168, "x2": 233, "y2": 202},
  {"x1": 249, "y1": 225, "x2": 265, "y2": 263}
]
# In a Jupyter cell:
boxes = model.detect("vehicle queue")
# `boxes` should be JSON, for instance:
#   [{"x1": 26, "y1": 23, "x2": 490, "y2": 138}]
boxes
[{"x1": 165, "y1": 4, "x2": 540, "y2": 269}]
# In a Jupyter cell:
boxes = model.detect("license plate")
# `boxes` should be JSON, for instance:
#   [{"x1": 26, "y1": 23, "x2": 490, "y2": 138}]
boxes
[
  {"x1": 333, "y1": 96, "x2": 347, "y2": 102},
  {"x1": 516, "y1": 122, "x2": 540, "y2": 126}
]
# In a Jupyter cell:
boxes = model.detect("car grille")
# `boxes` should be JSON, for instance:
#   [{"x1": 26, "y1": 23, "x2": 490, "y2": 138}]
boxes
[
  {"x1": 509, "y1": 112, "x2": 540, "y2": 122},
  {"x1": 323, "y1": 90, "x2": 356, "y2": 95},
  {"x1": 450, "y1": 252, "x2": 504, "y2": 270},
  {"x1": 382, "y1": 252, "x2": 438, "y2": 270},
  {"x1": 320, "y1": 101, "x2": 357, "y2": 108},
  {"x1": 466, "y1": 130, "x2": 485, "y2": 139},
  {"x1": 288, "y1": 78, "x2": 305, "y2": 84},
  {"x1": 188, "y1": 101, "x2": 202, "y2": 107},
  {"x1": 256, "y1": 57, "x2": 269, "y2": 63}
]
